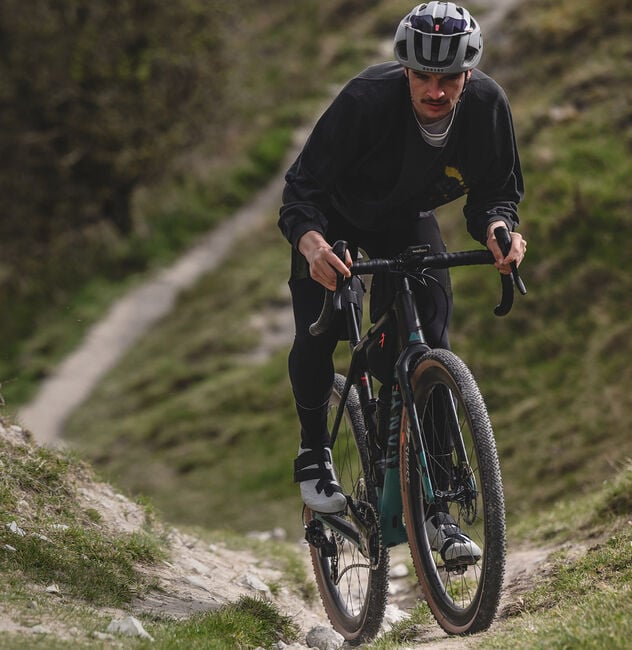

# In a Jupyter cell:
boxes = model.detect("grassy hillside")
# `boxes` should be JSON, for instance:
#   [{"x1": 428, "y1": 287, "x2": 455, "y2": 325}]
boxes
[
  {"x1": 454, "y1": 0, "x2": 632, "y2": 517},
  {"x1": 0, "y1": 412, "x2": 632, "y2": 650},
  {"x1": 1, "y1": 0, "x2": 410, "y2": 409},
  {"x1": 0, "y1": 419, "x2": 311, "y2": 648},
  {"x1": 1, "y1": 417, "x2": 630, "y2": 648}
]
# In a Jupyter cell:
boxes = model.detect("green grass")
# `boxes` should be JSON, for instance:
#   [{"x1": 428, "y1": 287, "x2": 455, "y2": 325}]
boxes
[
  {"x1": 146, "y1": 596, "x2": 300, "y2": 649},
  {"x1": 0, "y1": 588, "x2": 301, "y2": 650},
  {"x1": 478, "y1": 529, "x2": 632, "y2": 650},
  {"x1": 366, "y1": 604, "x2": 435, "y2": 649},
  {"x1": 0, "y1": 431, "x2": 166, "y2": 607}
]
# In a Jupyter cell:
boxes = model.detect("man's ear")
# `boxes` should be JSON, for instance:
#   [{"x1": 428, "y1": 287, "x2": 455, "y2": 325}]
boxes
[{"x1": 466, "y1": 70, "x2": 473, "y2": 82}]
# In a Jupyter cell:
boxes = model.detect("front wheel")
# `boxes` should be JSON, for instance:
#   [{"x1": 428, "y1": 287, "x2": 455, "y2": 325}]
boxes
[
  {"x1": 400, "y1": 349, "x2": 506, "y2": 634},
  {"x1": 306, "y1": 374, "x2": 389, "y2": 646}
]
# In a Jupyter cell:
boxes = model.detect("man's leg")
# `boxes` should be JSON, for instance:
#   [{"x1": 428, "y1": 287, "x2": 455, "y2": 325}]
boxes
[{"x1": 288, "y1": 274, "x2": 346, "y2": 512}]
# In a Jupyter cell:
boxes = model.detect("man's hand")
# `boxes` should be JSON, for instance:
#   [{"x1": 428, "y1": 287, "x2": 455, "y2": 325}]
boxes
[
  {"x1": 298, "y1": 231, "x2": 352, "y2": 291},
  {"x1": 486, "y1": 221, "x2": 527, "y2": 275}
]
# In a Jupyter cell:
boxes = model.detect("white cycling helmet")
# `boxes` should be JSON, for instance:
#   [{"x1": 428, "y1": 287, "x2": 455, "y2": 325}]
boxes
[{"x1": 394, "y1": 2, "x2": 483, "y2": 74}]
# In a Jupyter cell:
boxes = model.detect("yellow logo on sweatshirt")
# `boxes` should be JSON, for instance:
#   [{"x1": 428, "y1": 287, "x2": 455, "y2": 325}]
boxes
[{"x1": 445, "y1": 166, "x2": 469, "y2": 193}]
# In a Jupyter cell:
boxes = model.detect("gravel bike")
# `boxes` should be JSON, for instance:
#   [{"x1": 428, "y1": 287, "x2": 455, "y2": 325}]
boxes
[{"x1": 302, "y1": 228, "x2": 526, "y2": 644}]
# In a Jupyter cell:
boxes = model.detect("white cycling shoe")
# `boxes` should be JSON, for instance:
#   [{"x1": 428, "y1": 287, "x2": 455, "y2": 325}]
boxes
[
  {"x1": 425, "y1": 511, "x2": 482, "y2": 564},
  {"x1": 294, "y1": 446, "x2": 347, "y2": 514}
]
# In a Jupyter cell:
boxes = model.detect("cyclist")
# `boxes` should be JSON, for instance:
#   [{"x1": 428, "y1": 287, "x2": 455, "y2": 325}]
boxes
[{"x1": 278, "y1": 2, "x2": 527, "y2": 562}]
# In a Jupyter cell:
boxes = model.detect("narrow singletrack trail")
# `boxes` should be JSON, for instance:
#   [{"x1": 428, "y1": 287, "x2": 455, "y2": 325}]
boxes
[{"x1": 17, "y1": 152, "x2": 294, "y2": 445}]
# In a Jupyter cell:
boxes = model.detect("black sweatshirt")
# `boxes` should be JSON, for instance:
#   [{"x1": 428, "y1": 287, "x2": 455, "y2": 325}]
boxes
[{"x1": 278, "y1": 62, "x2": 524, "y2": 249}]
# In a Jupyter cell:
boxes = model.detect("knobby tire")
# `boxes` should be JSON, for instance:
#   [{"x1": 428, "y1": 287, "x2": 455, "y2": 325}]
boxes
[
  {"x1": 400, "y1": 349, "x2": 506, "y2": 634},
  {"x1": 307, "y1": 373, "x2": 389, "y2": 645}
]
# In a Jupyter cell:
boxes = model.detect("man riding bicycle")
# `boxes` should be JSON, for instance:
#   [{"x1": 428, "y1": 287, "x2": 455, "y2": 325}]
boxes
[{"x1": 278, "y1": 2, "x2": 527, "y2": 561}]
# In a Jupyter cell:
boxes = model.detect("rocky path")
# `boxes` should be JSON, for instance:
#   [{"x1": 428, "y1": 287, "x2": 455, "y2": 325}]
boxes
[
  {"x1": 2, "y1": 415, "x2": 557, "y2": 649},
  {"x1": 33, "y1": 419, "x2": 553, "y2": 649}
]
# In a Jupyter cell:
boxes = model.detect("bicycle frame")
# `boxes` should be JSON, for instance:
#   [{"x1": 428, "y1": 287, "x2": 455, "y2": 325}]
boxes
[
  {"x1": 307, "y1": 235, "x2": 522, "y2": 638},
  {"x1": 322, "y1": 272, "x2": 443, "y2": 549}
]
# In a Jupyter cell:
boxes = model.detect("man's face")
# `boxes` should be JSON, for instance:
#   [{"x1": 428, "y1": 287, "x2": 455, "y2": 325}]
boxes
[{"x1": 405, "y1": 69, "x2": 469, "y2": 124}]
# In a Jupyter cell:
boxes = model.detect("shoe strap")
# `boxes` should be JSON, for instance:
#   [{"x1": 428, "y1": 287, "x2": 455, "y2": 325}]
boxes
[
  {"x1": 293, "y1": 467, "x2": 326, "y2": 483},
  {"x1": 294, "y1": 458, "x2": 337, "y2": 484},
  {"x1": 293, "y1": 449, "x2": 343, "y2": 498},
  {"x1": 294, "y1": 449, "x2": 328, "y2": 471},
  {"x1": 431, "y1": 512, "x2": 461, "y2": 535}
]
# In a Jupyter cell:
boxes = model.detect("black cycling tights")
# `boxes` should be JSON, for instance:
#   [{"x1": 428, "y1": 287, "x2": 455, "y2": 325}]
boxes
[{"x1": 288, "y1": 212, "x2": 452, "y2": 450}]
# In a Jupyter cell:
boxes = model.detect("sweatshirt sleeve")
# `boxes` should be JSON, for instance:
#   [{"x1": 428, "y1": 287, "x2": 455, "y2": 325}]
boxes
[
  {"x1": 462, "y1": 83, "x2": 524, "y2": 245},
  {"x1": 278, "y1": 89, "x2": 365, "y2": 249}
]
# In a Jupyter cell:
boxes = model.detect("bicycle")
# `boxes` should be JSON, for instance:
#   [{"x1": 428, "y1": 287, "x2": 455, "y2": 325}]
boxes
[{"x1": 301, "y1": 228, "x2": 526, "y2": 644}]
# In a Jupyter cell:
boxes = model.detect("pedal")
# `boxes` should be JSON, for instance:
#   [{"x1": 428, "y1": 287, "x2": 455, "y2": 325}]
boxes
[
  {"x1": 305, "y1": 519, "x2": 336, "y2": 557},
  {"x1": 444, "y1": 556, "x2": 479, "y2": 573}
]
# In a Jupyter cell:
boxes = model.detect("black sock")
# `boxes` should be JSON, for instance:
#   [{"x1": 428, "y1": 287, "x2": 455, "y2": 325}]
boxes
[{"x1": 296, "y1": 399, "x2": 330, "y2": 449}]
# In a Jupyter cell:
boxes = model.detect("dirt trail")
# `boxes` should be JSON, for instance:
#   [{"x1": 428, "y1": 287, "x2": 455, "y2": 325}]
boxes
[
  {"x1": 17, "y1": 164, "x2": 293, "y2": 445},
  {"x1": 2, "y1": 418, "x2": 558, "y2": 648}
]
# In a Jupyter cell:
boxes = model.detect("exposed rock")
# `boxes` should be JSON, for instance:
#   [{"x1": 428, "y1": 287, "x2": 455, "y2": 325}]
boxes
[
  {"x1": 238, "y1": 573, "x2": 272, "y2": 599},
  {"x1": 383, "y1": 603, "x2": 410, "y2": 628},
  {"x1": 6, "y1": 521, "x2": 26, "y2": 537},
  {"x1": 106, "y1": 616, "x2": 154, "y2": 641},
  {"x1": 390, "y1": 562, "x2": 409, "y2": 578},
  {"x1": 305, "y1": 625, "x2": 344, "y2": 650}
]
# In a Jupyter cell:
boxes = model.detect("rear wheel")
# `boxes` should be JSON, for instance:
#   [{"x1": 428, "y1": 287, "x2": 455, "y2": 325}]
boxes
[
  {"x1": 400, "y1": 349, "x2": 506, "y2": 634},
  {"x1": 307, "y1": 373, "x2": 388, "y2": 645}
]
